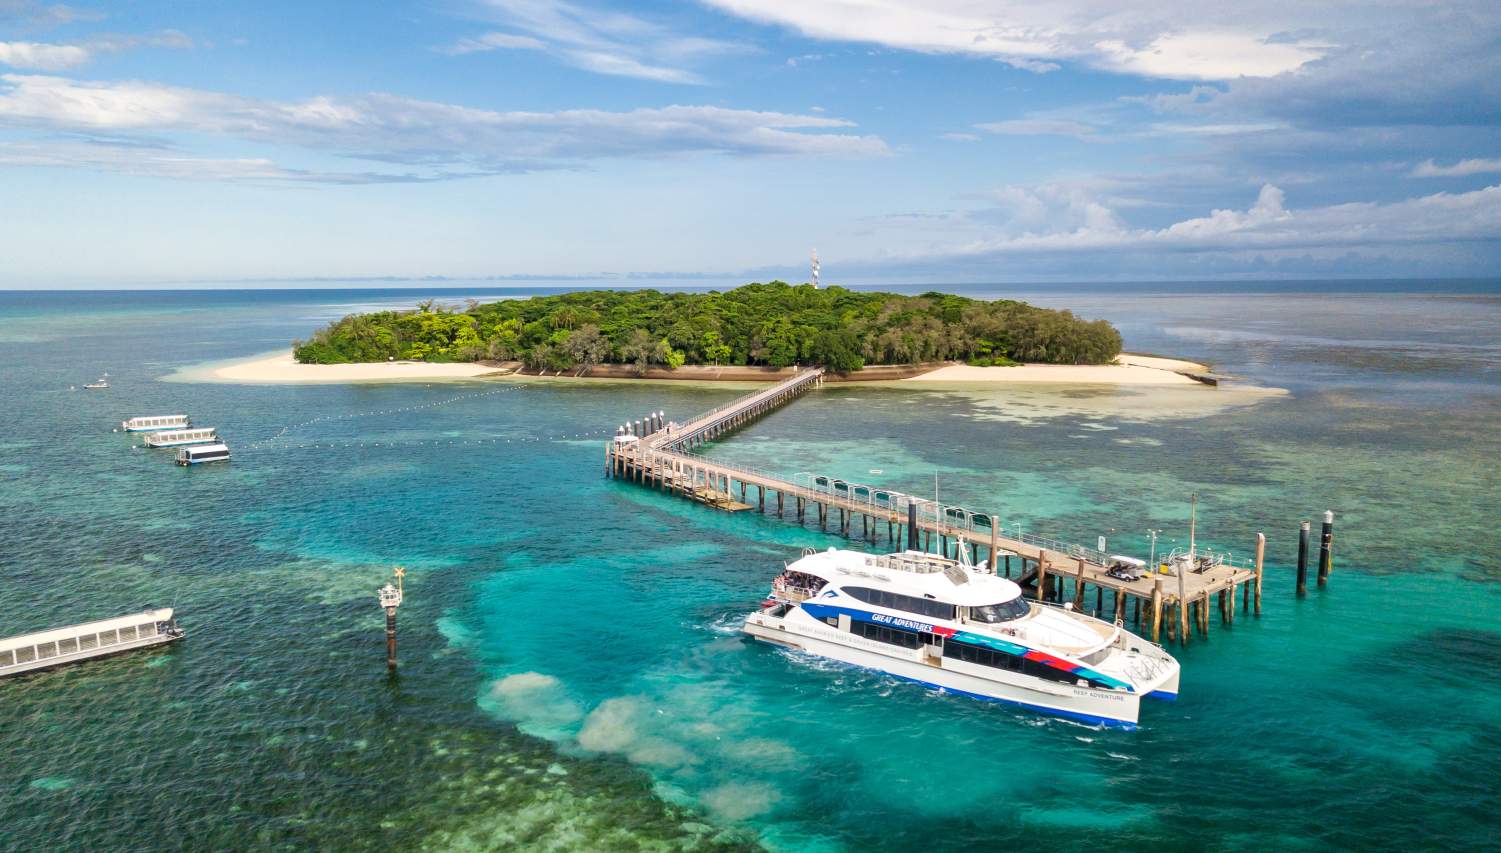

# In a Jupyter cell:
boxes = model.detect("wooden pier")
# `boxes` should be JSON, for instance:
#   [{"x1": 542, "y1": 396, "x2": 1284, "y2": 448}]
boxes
[{"x1": 606, "y1": 369, "x2": 1267, "y2": 645}]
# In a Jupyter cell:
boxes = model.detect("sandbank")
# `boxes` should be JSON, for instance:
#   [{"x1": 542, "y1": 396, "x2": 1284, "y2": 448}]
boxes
[
  {"x1": 181, "y1": 351, "x2": 504, "y2": 384},
  {"x1": 900, "y1": 354, "x2": 1211, "y2": 386}
]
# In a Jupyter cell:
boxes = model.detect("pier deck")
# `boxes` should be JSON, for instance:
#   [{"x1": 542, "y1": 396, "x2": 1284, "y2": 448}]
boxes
[{"x1": 606, "y1": 369, "x2": 1265, "y2": 644}]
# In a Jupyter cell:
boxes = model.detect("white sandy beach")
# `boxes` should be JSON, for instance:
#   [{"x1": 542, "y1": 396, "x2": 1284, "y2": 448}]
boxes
[
  {"x1": 187, "y1": 349, "x2": 1211, "y2": 387},
  {"x1": 901, "y1": 354, "x2": 1210, "y2": 385},
  {"x1": 196, "y1": 351, "x2": 504, "y2": 383}
]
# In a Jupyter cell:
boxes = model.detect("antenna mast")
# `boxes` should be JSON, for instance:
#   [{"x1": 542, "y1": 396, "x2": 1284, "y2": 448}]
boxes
[{"x1": 811, "y1": 248, "x2": 820, "y2": 288}]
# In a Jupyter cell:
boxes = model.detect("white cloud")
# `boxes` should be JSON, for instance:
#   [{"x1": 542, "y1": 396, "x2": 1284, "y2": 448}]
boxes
[
  {"x1": 0, "y1": 40, "x2": 88, "y2": 70},
  {"x1": 446, "y1": 0, "x2": 746, "y2": 84},
  {"x1": 976, "y1": 118, "x2": 1096, "y2": 138},
  {"x1": 0, "y1": 30, "x2": 193, "y2": 70},
  {"x1": 443, "y1": 32, "x2": 547, "y2": 54},
  {"x1": 0, "y1": 74, "x2": 888, "y2": 182},
  {"x1": 1146, "y1": 122, "x2": 1281, "y2": 136},
  {"x1": 931, "y1": 182, "x2": 1501, "y2": 258},
  {"x1": 700, "y1": 0, "x2": 1332, "y2": 80},
  {"x1": 0, "y1": 141, "x2": 443, "y2": 184},
  {"x1": 565, "y1": 50, "x2": 701, "y2": 85},
  {"x1": 940, "y1": 132, "x2": 979, "y2": 142},
  {"x1": 1412, "y1": 158, "x2": 1501, "y2": 178},
  {"x1": 0, "y1": 1, "x2": 102, "y2": 26}
]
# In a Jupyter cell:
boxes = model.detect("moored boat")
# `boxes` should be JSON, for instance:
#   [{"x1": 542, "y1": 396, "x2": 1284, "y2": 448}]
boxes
[
  {"x1": 121, "y1": 415, "x2": 190, "y2": 432},
  {"x1": 83, "y1": 373, "x2": 110, "y2": 389},
  {"x1": 743, "y1": 547, "x2": 1180, "y2": 726},
  {"x1": 175, "y1": 442, "x2": 230, "y2": 465},
  {"x1": 0, "y1": 608, "x2": 183, "y2": 678},
  {"x1": 144, "y1": 427, "x2": 219, "y2": 448}
]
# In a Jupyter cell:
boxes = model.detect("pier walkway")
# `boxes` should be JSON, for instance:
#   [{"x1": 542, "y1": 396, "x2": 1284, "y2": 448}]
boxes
[{"x1": 605, "y1": 369, "x2": 1265, "y2": 645}]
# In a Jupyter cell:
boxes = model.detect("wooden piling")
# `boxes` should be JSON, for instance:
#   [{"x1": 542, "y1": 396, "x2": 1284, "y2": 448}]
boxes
[
  {"x1": 1073, "y1": 559, "x2": 1086, "y2": 609},
  {"x1": 1178, "y1": 593, "x2": 1189, "y2": 645},
  {"x1": 1296, "y1": 520, "x2": 1310, "y2": 595},
  {"x1": 1318, "y1": 510, "x2": 1334, "y2": 587},
  {"x1": 1254, "y1": 532, "x2": 1265, "y2": 616},
  {"x1": 1036, "y1": 557, "x2": 1049, "y2": 602},
  {"x1": 988, "y1": 527, "x2": 999, "y2": 574},
  {"x1": 1151, "y1": 578, "x2": 1163, "y2": 642}
]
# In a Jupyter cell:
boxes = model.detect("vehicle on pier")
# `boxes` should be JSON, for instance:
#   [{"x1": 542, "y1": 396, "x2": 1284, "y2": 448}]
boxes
[
  {"x1": 175, "y1": 442, "x2": 230, "y2": 465},
  {"x1": 743, "y1": 547, "x2": 1180, "y2": 726},
  {"x1": 121, "y1": 415, "x2": 189, "y2": 432},
  {"x1": 144, "y1": 427, "x2": 219, "y2": 448}
]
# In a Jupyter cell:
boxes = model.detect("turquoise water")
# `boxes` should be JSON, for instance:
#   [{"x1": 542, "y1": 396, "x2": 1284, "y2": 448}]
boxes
[{"x1": 2, "y1": 285, "x2": 1499, "y2": 851}]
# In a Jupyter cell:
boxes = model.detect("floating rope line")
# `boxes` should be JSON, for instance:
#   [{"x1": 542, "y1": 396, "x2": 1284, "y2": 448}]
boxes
[{"x1": 247, "y1": 383, "x2": 531, "y2": 450}]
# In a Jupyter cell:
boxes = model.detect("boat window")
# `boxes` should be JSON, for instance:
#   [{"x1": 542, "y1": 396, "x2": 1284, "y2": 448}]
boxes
[
  {"x1": 79, "y1": 634, "x2": 98, "y2": 650},
  {"x1": 59, "y1": 638, "x2": 78, "y2": 654},
  {"x1": 138, "y1": 622, "x2": 157, "y2": 637},
  {"x1": 100, "y1": 630, "x2": 118, "y2": 646},
  {"x1": 37, "y1": 642, "x2": 57, "y2": 659},
  {"x1": 943, "y1": 640, "x2": 1022, "y2": 671},
  {"x1": 16, "y1": 646, "x2": 36, "y2": 663},
  {"x1": 0, "y1": 650, "x2": 12, "y2": 666},
  {"x1": 850, "y1": 620, "x2": 922, "y2": 649},
  {"x1": 968, "y1": 598, "x2": 1032, "y2": 623},
  {"x1": 844, "y1": 587, "x2": 956, "y2": 621}
]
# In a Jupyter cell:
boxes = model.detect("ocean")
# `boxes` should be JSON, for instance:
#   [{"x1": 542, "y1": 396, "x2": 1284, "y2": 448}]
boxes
[{"x1": 1, "y1": 281, "x2": 1498, "y2": 851}]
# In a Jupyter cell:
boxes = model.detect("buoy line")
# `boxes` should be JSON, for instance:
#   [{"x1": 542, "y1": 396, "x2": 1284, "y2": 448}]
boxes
[{"x1": 248, "y1": 383, "x2": 530, "y2": 450}]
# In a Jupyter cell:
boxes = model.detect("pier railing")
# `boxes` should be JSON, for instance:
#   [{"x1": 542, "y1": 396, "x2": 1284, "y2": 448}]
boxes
[
  {"x1": 655, "y1": 368, "x2": 825, "y2": 451},
  {"x1": 667, "y1": 448, "x2": 1127, "y2": 564}
]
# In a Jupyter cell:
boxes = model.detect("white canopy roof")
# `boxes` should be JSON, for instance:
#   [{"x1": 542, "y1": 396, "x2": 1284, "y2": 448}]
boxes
[{"x1": 0, "y1": 608, "x2": 173, "y2": 653}]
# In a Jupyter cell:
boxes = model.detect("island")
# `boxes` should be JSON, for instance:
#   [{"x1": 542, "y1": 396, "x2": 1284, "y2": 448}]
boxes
[{"x1": 292, "y1": 282, "x2": 1124, "y2": 374}]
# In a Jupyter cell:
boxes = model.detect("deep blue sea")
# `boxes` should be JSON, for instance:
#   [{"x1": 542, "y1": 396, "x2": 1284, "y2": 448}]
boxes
[{"x1": 2, "y1": 281, "x2": 1499, "y2": 851}]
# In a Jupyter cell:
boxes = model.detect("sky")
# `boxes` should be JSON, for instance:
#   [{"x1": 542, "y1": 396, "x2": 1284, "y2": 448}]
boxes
[{"x1": 1, "y1": 0, "x2": 1499, "y2": 287}]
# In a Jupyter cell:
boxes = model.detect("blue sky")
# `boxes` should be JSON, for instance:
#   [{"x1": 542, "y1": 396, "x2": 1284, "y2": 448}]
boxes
[{"x1": 2, "y1": 0, "x2": 1499, "y2": 287}]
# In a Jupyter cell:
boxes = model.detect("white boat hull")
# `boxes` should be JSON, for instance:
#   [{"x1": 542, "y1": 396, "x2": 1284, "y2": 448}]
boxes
[{"x1": 746, "y1": 610, "x2": 1154, "y2": 726}]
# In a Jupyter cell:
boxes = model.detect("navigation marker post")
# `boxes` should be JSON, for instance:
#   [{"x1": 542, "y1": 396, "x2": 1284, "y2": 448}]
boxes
[{"x1": 378, "y1": 567, "x2": 405, "y2": 671}]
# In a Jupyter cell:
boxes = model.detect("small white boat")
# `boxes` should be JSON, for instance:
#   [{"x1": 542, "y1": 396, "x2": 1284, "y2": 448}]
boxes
[
  {"x1": 0, "y1": 608, "x2": 183, "y2": 678},
  {"x1": 744, "y1": 547, "x2": 1180, "y2": 727},
  {"x1": 121, "y1": 415, "x2": 191, "y2": 432},
  {"x1": 175, "y1": 442, "x2": 230, "y2": 465},
  {"x1": 145, "y1": 428, "x2": 219, "y2": 448},
  {"x1": 83, "y1": 373, "x2": 110, "y2": 389}
]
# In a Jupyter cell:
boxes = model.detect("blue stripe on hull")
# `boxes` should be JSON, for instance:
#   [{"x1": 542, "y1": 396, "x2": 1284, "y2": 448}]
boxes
[
  {"x1": 746, "y1": 634, "x2": 1138, "y2": 729},
  {"x1": 1147, "y1": 690, "x2": 1178, "y2": 701}
]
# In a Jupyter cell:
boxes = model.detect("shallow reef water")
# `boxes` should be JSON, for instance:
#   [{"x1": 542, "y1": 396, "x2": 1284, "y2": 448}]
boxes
[{"x1": 1, "y1": 284, "x2": 1499, "y2": 851}]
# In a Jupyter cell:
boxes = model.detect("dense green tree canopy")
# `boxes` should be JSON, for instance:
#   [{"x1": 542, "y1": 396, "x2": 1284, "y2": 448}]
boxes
[{"x1": 293, "y1": 283, "x2": 1122, "y2": 371}]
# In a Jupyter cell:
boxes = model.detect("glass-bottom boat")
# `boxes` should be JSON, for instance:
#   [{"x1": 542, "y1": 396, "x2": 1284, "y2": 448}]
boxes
[{"x1": 744, "y1": 547, "x2": 1180, "y2": 726}]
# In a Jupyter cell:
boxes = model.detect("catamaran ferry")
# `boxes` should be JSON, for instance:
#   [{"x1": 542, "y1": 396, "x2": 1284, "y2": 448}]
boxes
[
  {"x1": 144, "y1": 427, "x2": 219, "y2": 448},
  {"x1": 744, "y1": 547, "x2": 1180, "y2": 726},
  {"x1": 121, "y1": 415, "x2": 190, "y2": 432}
]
